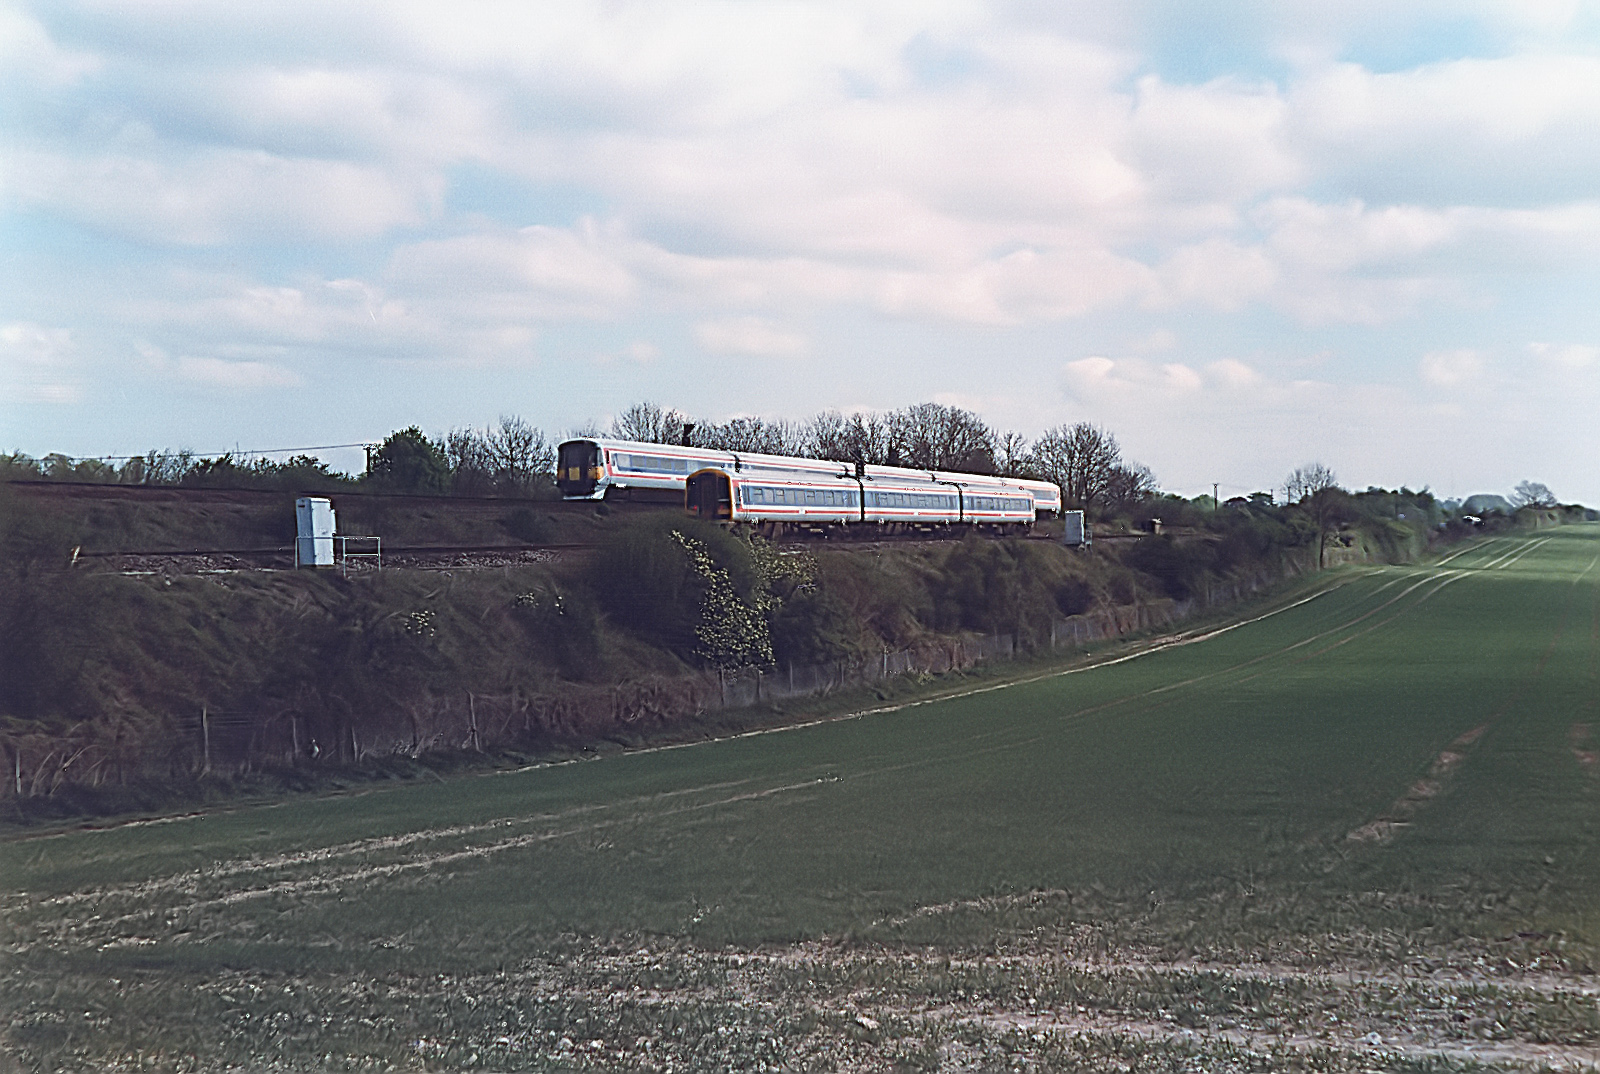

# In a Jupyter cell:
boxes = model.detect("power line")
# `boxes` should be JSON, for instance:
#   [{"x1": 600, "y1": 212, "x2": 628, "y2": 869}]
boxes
[{"x1": 45, "y1": 442, "x2": 377, "y2": 463}]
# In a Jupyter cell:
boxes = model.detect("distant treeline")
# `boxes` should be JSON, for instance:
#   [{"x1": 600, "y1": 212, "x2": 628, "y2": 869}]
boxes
[
  {"x1": 5, "y1": 401, "x2": 1584, "y2": 524},
  {"x1": 2, "y1": 401, "x2": 1155, "y2": 512},
  {"x1": 1, "y1": 449, "x2": 1590, "y2": 817}
]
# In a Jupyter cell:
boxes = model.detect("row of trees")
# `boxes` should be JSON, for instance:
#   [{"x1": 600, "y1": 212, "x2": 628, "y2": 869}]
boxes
[
  {"x1": 0, "y1": 450, "x2": 352, "y2": 492},
  {"x1": 0, "y1": 416, "x2": 560, "y2": 500},
  {"x1": 602, "y1": 401, "x2": 1155, "y2": 513},
  {"x1": 370, "y1": 417, "x2": 556, "y2": 496},
  {"x1": 4, "y1": 402, "x2": 1156, "y2": 513}
]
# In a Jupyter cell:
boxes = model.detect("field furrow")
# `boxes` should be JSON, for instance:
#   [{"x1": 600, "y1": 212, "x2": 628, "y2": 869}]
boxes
[{"x1": 5, "y1": 527, "x2": 1600, "y2": 1071}]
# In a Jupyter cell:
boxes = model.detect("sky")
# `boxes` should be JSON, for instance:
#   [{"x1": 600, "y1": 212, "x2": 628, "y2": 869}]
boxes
[{"x1": 3, "y1": 1, "x2": 1599, "y2": 503}]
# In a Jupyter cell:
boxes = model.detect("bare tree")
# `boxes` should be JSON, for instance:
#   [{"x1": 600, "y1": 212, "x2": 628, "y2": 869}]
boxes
[
  {"x1": 994, "y1": 431, "x2": 1030, "y2": 478},
  {"x1": 610, "y1": 402, "x2": 693, "y2": 444},
  {"x1": 888, "y1": 403, "x2": 996, "y2": 472},
  {"x1": 698, "y1": 417, "x2": 804, "y2": 455},
  {"x1": 488, "y1": 415, "x2": 553, "y2": 493},
  {"x1": 1510, "y1": 480, "x2": 1557, "y2": 509},
  {"x1": 444, "y1": 427, "x2": 494, "y2": 494},
  {"x1": 1103, "y1": 463, "x2": 1158, "y2": 511},
  {"x1": 1283, "y1": 462, "x2": 1337, "y2": 505},
  {"x1": 805, "y1": 410, "x2": 894, "y2": 465},
  {"x1": 1284, "y1": 463, "x2": 1346, "y2": 568},
  {"x1": 1032, "y1": 423, "x2": 1122, "y2": 510},
  {"x1": 803, "y1": 410, "x2": 852, "y2": 461}
]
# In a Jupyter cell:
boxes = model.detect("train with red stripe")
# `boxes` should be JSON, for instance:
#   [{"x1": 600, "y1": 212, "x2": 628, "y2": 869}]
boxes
[{"x1": 556, "y1": 437, "x2": 1061, "y2": 534}]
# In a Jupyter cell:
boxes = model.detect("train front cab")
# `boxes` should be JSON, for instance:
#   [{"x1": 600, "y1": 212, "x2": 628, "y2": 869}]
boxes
[
  {"x1": 687, "y1": 468, "x2": 734, "y2": 520},
  {"x1": 556, "y1": 439, "x2": 604, "y2": 499}
]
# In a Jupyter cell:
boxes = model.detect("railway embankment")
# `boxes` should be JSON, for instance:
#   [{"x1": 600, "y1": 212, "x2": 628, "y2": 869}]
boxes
[{"x1": 1, "y1": 480, "x2": 1576, "y2": 824}]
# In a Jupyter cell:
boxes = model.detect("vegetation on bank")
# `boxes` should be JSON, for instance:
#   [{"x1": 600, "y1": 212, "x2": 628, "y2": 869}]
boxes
[
  {"x1": 7, "y1": 529, "x2": 1600, "y2": 1071},
  {"x1": 3, "y1": 464, "x2": 1587, "y2": 826},
  {"x1": 4, "y1": 398, "x2": 1590, "y2": 822}
]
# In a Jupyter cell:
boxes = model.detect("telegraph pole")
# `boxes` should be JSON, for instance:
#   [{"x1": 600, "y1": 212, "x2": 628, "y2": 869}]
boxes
[{"x1": 1213, "y1": 483, "x2": 1219, "y2": 511}]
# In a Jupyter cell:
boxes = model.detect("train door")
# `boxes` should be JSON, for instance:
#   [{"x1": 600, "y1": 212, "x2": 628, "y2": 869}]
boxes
[{"x1": 686, "y1": 469, "x2": 733, "y2": 519}]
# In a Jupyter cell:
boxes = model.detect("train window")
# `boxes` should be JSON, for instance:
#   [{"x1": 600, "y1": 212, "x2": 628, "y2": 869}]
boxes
[{"x1": 619, "y1": 454, "x2": 687, "y2": 474}]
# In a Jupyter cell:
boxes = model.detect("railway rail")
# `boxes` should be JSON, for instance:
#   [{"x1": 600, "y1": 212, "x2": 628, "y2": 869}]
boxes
[
  {"x1": 13, "y1": 478, "x2": 1168, "y2": 576},
  {"x1": 6, "y1": 478, "x2": 647, "y2": 511}
]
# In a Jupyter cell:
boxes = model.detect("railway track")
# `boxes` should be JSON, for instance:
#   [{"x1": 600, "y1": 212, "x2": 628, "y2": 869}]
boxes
[
  {"x1": 14, "y1": 478, "x2": 1170, "y2": 575},
  {"x1": 6, "y1": 479, "x2": 656, "y2": 512}
]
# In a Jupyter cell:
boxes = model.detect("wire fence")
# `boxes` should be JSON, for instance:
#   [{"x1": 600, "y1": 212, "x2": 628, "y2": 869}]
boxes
[
  {"x1": 704, "y1": 590, "x2": 1226, "y2": 710},
  {"x1": 3, "y1": 571, "x2": 1293, "y2": 798}
]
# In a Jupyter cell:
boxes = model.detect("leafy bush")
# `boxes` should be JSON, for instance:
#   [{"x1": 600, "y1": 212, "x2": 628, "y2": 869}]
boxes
[
  {"x1": 669, "y1": 530, "x2": 774, "y2": 669},
  {"x1": 935, "y1": 537, "x2": 1026, "y2": 633},
  {"x1": 1126, "y1": 534, "x2": 1208, "y2": 600},
  {"x1": 770, "y1": 589, "x2": 859, "y2": 666},
  {"x1": 365, "y1": 427, "x2": 450, "y2": 493},
  {"x1": 503, "y1": 507, "x2": 555, "y2": 544},
  {"x1": 1054, "y1": 577, "x2": 1093, "y2": 617},
  {"x1": 512, "y1": 586, "x2": 601, "y2": 677},
  {"x1": 586, "y1": 514, "x2": 759, "y2": 661}
]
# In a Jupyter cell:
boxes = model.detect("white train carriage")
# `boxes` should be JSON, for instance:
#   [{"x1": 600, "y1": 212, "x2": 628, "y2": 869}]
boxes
[
  {"x1": 558, "y1": 437, "x2": 847, "y2": 502},
  {"x1": 562, "y1": 436, "x2": 1062, "y2": 528},
  {"x1": 925, "y1": 468, "x2": 1061, "y2": 518},
  {"x1": 687, "y1": 464, "x2": 1036, "y2": 533},
  {"x1": 1015, "y1": 478, "x2": 1062, "y2": 516},
  {"x1": 857, "y1": 471, "x2": 963, "y2": 528},
  {"x1": 688, "y1": 468, "x2": 862, "y2": 525}
]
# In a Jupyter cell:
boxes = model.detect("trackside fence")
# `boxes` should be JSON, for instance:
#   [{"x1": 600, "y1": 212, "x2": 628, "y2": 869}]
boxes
[
  {"x1": 2, "y1": 573, "x2": 1293, "y2": 798},
  {"x1": 708, "y1": 599, "x2": 1191, "y2": 710}
]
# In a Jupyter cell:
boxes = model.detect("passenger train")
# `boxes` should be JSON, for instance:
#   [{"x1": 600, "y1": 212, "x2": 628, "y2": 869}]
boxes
[{"x1": 556, "y1": 436, "x2": 1062, "y2": 534}]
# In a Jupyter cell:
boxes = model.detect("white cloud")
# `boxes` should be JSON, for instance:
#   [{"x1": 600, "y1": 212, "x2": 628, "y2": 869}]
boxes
[
  {"x1": 0, "y1": 6, "x2": 99, "y2": 90},
  {"x1": 694, "y1": 316, "x2": 806, "y2": 357},
  {"x1": 7, "y1": 149, "x2": 436, "y2": 245},
  {"x1": 1528, "y1": 341, "x2": 1599, "y2": 369},
  {"x1": 0, "y1": 321, "x2": 78, "y2": 403},
  {"x1": 1208, "y1": 358, "x2": 1259, "y2": 389},
  {"x1": 390, "y1": 223, "x2": 638, "y2": 316},
  {"x1": 8, "y1": 2, "x2": 1600, "y2": 501},
  {"x1": 138, "y1": 341, "x2": 303, "y2": 390},
  {"x1": 1154, "y1": 239, "x2": 1277, "y2": 311},
  {"x1": 174, "y1": 356, "x2": 304, "y2": 390},
  {"x1": 1064, "y1": 354, "x2": 1269, "y2": 401},
  {"x1": 1291, "y1": 54, "x2": 1600, "y2": 202},
  {"x1": 1420, "y1": 349, "x2": 1488, "y2": 388}
]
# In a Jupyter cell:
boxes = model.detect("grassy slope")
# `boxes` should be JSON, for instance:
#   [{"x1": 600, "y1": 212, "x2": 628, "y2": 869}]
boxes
[{"x1": 4, "y1": 526, "x2": 1599, "y2": 1070}]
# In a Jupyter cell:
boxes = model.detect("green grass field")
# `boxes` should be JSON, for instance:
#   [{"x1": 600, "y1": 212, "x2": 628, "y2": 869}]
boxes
[{"x1": 5, "y1": 526, "x2": 1600, "y2": 1071}]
